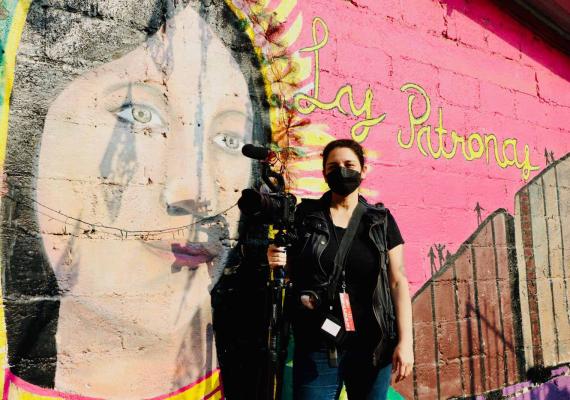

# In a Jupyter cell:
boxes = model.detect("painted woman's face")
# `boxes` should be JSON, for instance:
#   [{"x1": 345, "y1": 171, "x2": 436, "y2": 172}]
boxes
[{"x1": 36, "y1": 5, "x2": 253, "y2": 398}]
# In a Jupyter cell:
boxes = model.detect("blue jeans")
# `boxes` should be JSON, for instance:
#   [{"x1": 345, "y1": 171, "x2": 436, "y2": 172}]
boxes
[{"x1": 293, "y1": 347, "x2": 392, "y2": 400}]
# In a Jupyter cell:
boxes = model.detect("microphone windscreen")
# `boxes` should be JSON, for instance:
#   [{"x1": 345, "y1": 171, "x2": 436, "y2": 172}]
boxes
[
  {"x1": 242, "y1": 144, "x2": 270, "y2": 160},
  {"x1": 237, "y1": 188, "x2": 263, "y2": 215}
]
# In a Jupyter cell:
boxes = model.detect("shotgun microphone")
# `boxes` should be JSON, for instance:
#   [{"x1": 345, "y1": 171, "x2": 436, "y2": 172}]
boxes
[{"x1": 241, "y1": 144, "x2": 274, "y2": 161}]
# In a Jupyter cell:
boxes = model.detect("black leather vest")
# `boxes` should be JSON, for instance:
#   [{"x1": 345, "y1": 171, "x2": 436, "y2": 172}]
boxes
[{"x1": 289, "y1": 191, "x2": 398, "y2": 366}]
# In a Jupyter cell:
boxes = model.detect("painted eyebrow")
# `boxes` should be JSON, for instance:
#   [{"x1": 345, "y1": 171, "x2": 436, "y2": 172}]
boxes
[
  {"x1": 211, "y1": 110, "x2": 253, "y2": 138},
  {"x1": 212, "y1": 109, "x2": 252, "y2": 123},
  {"x1": 104, "y1": 81, "x2": 166, "y2": 100}
]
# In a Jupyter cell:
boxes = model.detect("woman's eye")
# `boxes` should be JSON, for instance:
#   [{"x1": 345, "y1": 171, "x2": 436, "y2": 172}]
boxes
[
  {"x1": 115, "y1": 104, "x2": 164, "y2": 127},
  {"x1": 213, "y1": 132, "x2": 244, "y2": 154}
]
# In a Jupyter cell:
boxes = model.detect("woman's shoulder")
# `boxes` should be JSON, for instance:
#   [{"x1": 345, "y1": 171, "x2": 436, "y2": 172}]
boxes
[
  {"x1": 295, "y1": 197, "x2": 324, "y2": 214},
  {"x1": 360, "y1": 197, "x2": 389, "y2": 216},
  {"x1": 361, "y1": 200, "x2": 401, "y2": 229}
]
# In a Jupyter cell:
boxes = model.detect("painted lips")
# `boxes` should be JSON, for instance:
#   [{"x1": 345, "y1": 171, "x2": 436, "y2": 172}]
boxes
[
  {"x1": 171, "y1": 243, "x2": 216, "y2": 271},
  {"x1": 141, "y1": 239, "x2": 220, "y2": 272}
]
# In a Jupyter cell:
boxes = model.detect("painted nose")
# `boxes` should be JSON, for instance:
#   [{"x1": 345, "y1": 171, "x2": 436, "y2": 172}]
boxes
[
  {"x1": 164, "y1": 168, "x2": 211, "y2": 217},
  {"x1": 163, "y1": 125, "x2": 209, "y2": 216}
]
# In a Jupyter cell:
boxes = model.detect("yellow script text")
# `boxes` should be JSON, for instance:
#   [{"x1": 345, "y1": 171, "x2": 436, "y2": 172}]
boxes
[
  {"x1": 293, "y1": 17, "x2": 386, "y2": 143},
  {"x1": 397, "y1": 83, "x2": 539, "y2": 180}
]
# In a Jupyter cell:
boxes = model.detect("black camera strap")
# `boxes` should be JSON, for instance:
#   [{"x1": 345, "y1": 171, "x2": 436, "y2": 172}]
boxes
[
  {"x1": 323, "y1": 202, "x2": 365, "y2": 367},
  {"x1": 326, "y1": 202, "x2": 366, "y2": 306}
]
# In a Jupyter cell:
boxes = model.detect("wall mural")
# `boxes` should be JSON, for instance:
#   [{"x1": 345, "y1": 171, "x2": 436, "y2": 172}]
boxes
[
  {"x1": 0, "y1": 0, "x2": 274, "y2": 398},
  {"x1": 0, "y1": 0, "x2": 569, "y2": 399}
]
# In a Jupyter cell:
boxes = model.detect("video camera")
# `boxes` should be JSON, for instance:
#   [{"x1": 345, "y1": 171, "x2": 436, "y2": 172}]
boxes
[
  {"x1": 238, "y1": 144, "x2": 297, "y2": 247},
  {"x1": 215, "y1": 144, "x2": 297, "y2": 400}
]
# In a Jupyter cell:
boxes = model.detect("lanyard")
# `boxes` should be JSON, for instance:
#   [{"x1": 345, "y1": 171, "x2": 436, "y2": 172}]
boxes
[
  {"x1": 328, "y1": 211, "x2": 347, "y2": 293},
  {"x1": 325, "y1": 202, "x2": 364, "y2": 306}
]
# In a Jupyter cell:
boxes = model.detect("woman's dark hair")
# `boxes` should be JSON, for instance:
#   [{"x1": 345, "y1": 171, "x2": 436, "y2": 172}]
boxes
[
  {"x1": 1, "y1": 0, "x2": 270, "y2": 387},
  {"x1": 322, "y1": 139, "x2": 366, "y2": 169}
]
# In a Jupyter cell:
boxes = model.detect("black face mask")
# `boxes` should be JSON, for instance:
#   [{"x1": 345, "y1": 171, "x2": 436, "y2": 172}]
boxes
[{"x1": 325, "y1": 167, "x2": 362, "y2": 196}]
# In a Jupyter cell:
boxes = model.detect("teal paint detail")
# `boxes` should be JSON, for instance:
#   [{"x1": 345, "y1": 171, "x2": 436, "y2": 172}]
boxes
[
  {"x1": 282, "y1": 336, "x2": 294, "y2": 400},
  {"x1": 1, "y1": 0, "x2": 17, "y2": 62},
  {"x1": 0, "y1": 0, "x2": 18, "y2": 104},
  {"x1": 388, "y1": 386, "x2": 405, "y2": 400}
]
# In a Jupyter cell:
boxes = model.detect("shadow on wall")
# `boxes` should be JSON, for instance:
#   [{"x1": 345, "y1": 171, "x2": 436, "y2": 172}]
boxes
[
  {"x1": 393, "y1": 152, "x2": 570, "y2": 399},
  {"x1": 439, "y1": 0, "x2": 570, "y2": 81}
]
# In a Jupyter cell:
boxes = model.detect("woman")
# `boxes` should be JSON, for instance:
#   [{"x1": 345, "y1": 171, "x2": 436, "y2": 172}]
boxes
[
  {"x1": 268, "y1": 139, "x2": 414, "y2": 400},
  {"x1": 1, "y1": 0, "x2": 269, "y2": 398}
]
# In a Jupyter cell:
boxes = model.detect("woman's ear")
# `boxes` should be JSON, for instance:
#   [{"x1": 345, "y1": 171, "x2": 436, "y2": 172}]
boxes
[{"x1": 360, "y1": 164, "x2": 368, "y2": 179}]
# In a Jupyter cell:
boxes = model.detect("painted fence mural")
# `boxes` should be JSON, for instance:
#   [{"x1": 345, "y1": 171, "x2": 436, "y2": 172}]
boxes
[{"x1": 0, "y1": 0, "x2": 569, "y2": 399}]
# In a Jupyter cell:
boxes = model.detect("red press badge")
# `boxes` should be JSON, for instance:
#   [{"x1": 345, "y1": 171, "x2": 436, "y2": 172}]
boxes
[{"x1": 339, "y1": 293, "x2": 355, "y2": 332}]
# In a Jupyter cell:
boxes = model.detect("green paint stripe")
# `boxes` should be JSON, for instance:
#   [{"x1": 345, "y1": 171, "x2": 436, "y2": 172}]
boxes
[{"x1": 0, "y1": 0, "x2": 19, "y2": 65}]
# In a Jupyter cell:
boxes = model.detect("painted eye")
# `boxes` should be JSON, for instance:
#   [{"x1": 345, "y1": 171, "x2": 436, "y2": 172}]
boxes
[
  {"x1": 116, "y1": 104, "x2": 164, "y2": 127},
  {"x1": 213, "y1": 132, "x2": 244, "y2": 154},
  {"x1": 132, "y1": 106, "x2": 151, "y2": 123}
]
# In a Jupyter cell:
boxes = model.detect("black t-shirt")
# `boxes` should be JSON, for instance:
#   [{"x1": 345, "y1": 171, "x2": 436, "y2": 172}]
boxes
[{"x1": 294, "y1": 210, "x2": 404, "y2": 351}]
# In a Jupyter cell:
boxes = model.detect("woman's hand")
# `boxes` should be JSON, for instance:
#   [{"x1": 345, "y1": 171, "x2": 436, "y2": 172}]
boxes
[
  {"x1": 267, "y1": 245, "x2": 316, "y2": 310},
  {"x1": 267, "y1": 244, "x2": 287, "y2": 270},
  {"x1": 387, "y1": 244, "x2": 414, "y2": 383},
  {"x1": 300, "y1": 294, "x2": 317, "y2": 310},
  {"x1": 392, "y1": 338, "x2": 414, "y2": 383}
]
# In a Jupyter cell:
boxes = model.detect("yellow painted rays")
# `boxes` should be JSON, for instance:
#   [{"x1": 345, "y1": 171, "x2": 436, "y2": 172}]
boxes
[{"x1": 230, "y1": 0, "x2": 379, "y2": 199}]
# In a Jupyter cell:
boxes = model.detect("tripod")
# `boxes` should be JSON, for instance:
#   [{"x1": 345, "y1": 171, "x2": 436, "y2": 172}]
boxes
[{"x1": 265, "y1": 255, "x2": 290, "y2": 399}]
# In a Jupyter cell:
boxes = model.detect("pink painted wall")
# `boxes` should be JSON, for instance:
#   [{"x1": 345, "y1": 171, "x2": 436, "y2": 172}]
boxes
[{"x1": 288, "y1": 0, "x2": 570, "y2": 292}]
